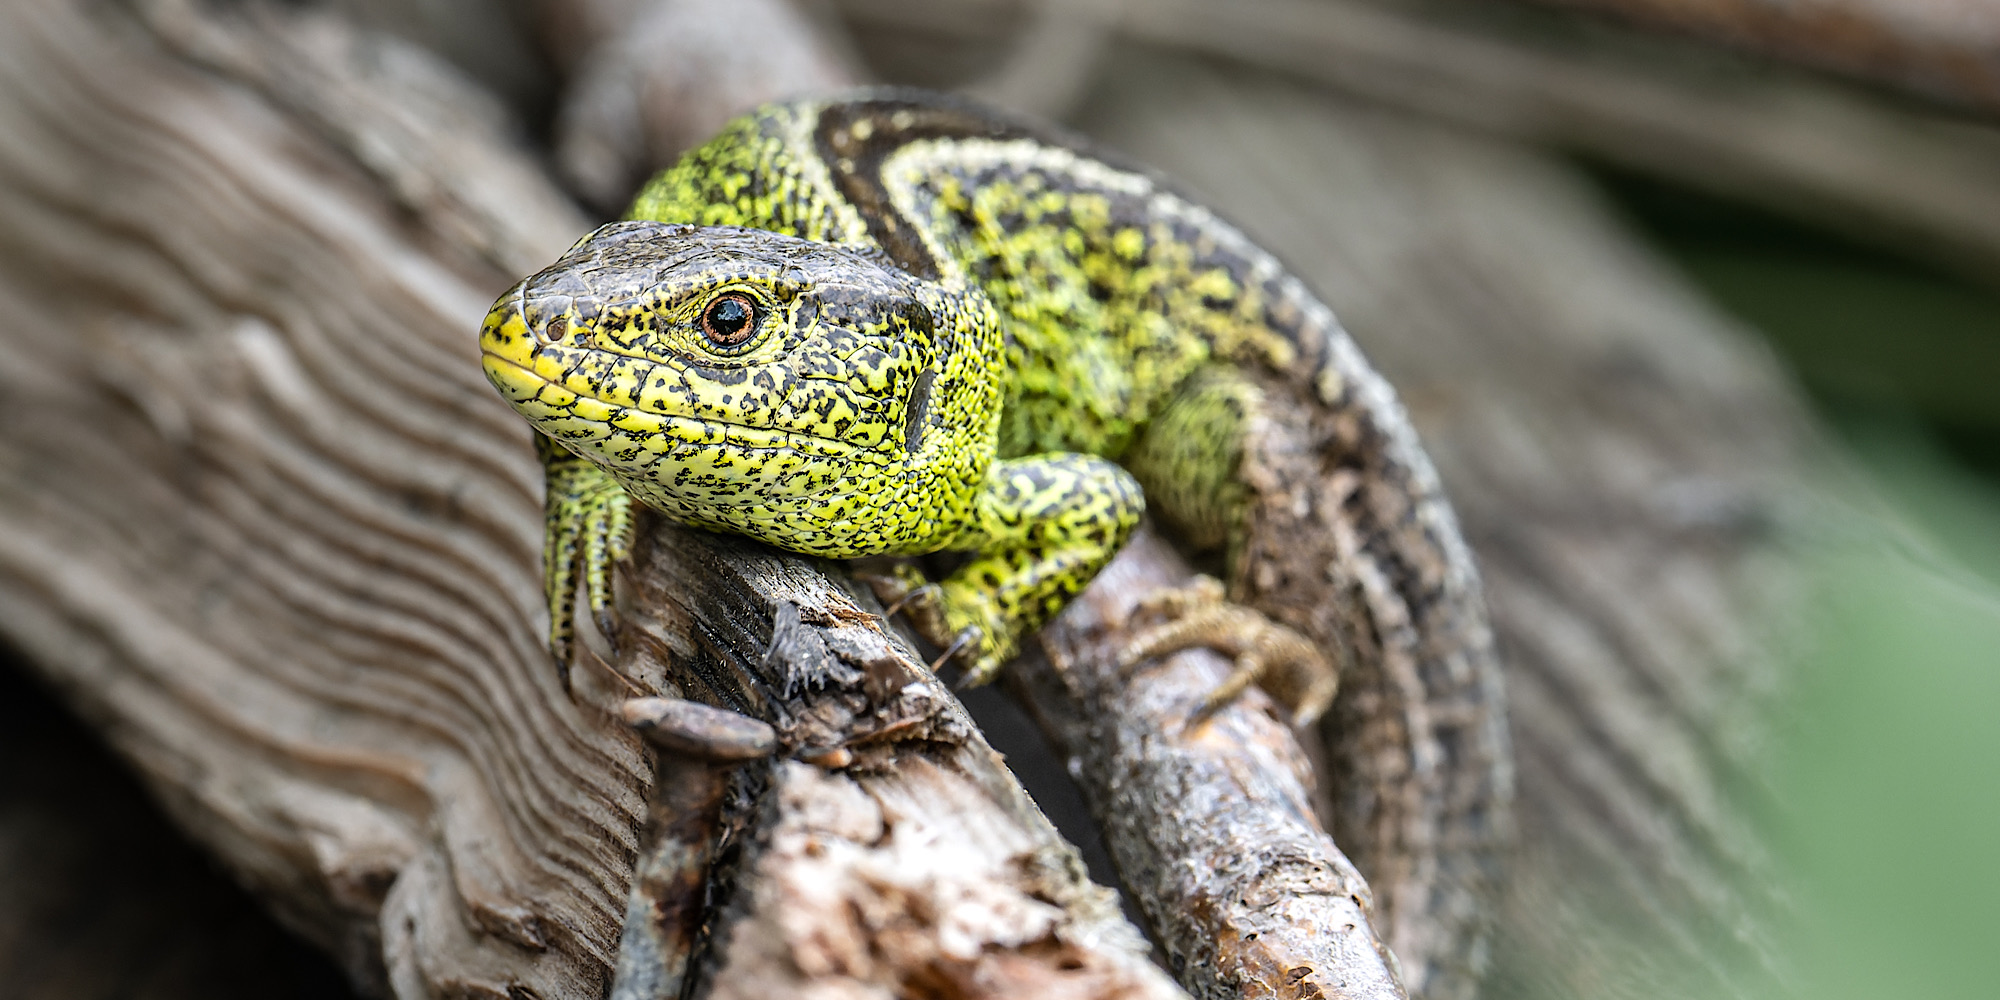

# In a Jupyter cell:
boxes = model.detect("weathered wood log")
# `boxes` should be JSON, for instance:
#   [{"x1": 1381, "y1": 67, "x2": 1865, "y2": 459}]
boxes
[{"x1": 0, "y1": 0, "x2": 612, "y2": 992}]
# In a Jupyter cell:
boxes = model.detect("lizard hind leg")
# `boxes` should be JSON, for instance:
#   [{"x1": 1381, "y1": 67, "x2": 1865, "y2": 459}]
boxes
[{"x1": 1122, "y1": 366, "x2": 1342, "y2": 726}]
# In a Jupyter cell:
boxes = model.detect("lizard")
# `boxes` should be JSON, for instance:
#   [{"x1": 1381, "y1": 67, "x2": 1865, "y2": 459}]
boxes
[
  {"x1": 480, "y1": 91, "x2": 1354, "y2": 720},
  {"x1": 479, "y1": 91, "x2": 1510, "y2": 998}
]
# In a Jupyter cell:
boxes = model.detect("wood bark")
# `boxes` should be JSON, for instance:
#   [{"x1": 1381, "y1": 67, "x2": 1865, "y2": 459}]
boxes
[
  {"x1": 1011, "y1": 530, "x2": 1407, "y2": 1000},
  {"x1": 0, "y1": 0, "x2": 1880, "y2": 998},
  {"x1": 601, "y1": 523, "x2": 1184, "y2": 1000}
]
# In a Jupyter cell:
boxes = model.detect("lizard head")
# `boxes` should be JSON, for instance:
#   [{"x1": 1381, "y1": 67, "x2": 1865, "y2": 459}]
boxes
[{"x1": 480, "y1": 221, "x2": 1000, "y2": 548}]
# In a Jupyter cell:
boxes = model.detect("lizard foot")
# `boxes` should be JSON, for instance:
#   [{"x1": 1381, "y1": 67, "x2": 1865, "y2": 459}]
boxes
[
  {"x1": 1118, "y1": 576, "x2": 1339, "y2": 727},
  {"x1": 860, "y1": 563, "x2": 999, "y2": 683},
  {"x1": 861, "y1": 563, "x2": 953, "y2": 643}
]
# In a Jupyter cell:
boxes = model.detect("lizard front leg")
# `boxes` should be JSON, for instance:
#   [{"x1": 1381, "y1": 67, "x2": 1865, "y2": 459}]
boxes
[
  {"x1": 538, "y1": 433, "x2": 634, "y2": 687},
  {"x1": 895, "y1": 454, "x2": 1145, "y2": 686}
]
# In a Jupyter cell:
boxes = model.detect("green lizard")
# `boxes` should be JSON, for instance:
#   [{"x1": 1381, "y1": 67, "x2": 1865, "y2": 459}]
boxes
[{"x1": 480, "y1": 92, "x2": 1357, "y2": 719}]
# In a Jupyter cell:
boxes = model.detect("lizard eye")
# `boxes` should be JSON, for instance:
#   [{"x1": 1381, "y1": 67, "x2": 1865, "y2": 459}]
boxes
[{"x1": 700, "y1": 293, "x2": 758, "y2": 347}]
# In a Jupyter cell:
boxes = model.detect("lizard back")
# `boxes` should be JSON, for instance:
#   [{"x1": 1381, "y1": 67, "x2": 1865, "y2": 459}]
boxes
[{"x1": 634, "y1": 93, "x2": 1321, "y2": 460}]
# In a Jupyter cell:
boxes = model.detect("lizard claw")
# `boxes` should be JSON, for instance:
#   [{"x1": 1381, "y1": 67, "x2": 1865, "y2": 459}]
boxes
[
  {"x1": 862, "y1": 564, "x2": 957, "y2": 647},
  {"x1": 883, "y1": 581, "x2": 943, "y2": 619},
  {"x1": 859, "y1": 568, "x2": 1002, "y2": 684},
  {"x1": 1119, "y1": 576, "x2": 1340, "y2": 727},
  {"x1": 937, "y1": 627, "x2": 986, "y2": 680},
  {"x1": 594, "y1": 607, "x2": 623, "y2": 658}
]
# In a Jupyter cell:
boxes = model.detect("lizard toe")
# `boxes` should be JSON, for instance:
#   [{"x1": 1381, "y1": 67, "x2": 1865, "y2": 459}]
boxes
[{"x1": 1120, "y1": 577, "x2": 1340, "y2": 727}]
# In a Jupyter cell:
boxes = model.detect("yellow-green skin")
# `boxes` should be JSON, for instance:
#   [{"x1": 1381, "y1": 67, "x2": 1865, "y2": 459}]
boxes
[{"x1": 480, "y1": 93, "x2": 1312, "y2": 683}]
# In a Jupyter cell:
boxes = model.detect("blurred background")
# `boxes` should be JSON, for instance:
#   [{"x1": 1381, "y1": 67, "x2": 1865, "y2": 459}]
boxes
[{"x1": 2, "y1": 0, "x2": 1996, "y2": 997}]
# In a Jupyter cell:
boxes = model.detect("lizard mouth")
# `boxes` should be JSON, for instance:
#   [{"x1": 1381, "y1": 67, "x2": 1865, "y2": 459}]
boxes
[{"x1": 481, "y1": 351, "x2": 867, "y2": 462}]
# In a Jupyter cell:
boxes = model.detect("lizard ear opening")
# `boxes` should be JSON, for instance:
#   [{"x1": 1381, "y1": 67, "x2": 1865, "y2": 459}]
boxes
[{"x1": 904, "y1": 367, "x2": 936, "y2": 453}]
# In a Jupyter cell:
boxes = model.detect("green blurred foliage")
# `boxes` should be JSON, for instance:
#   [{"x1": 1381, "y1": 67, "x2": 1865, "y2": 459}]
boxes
[
  {"x1": 1787, "y1": 507, "x2": 2000, "y2": 999},
  {"x1": 1597, "y1": 169, "x2": 2000, "y2": 999}
]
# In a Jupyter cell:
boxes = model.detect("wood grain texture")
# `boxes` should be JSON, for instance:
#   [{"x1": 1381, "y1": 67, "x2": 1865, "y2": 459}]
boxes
[{"x1": 0, "y1": 0, "x2": 632, "y2": 993}]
